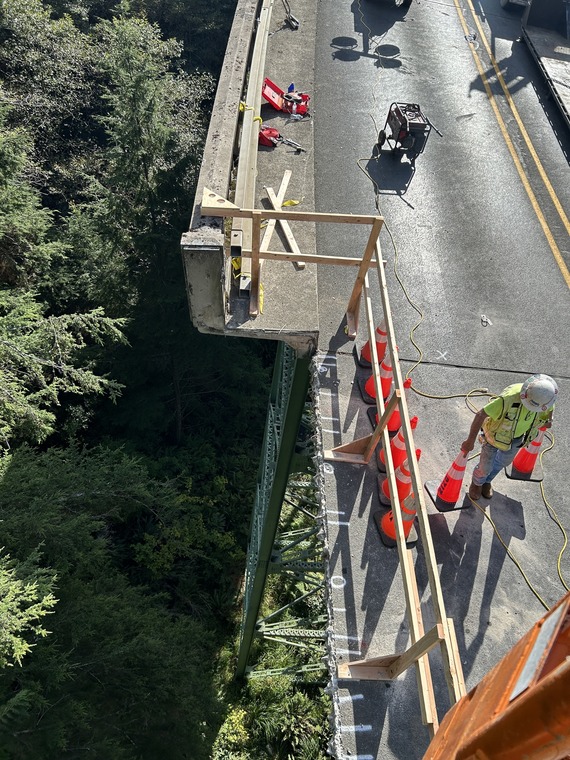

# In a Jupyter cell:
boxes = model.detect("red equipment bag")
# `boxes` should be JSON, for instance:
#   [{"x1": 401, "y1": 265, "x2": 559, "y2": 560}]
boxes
[
  {"x1": 261, "y1": 77, "x2": 310, "y2": 116},
  {"x1": 258, "y1": 125, "x2": 281, "y2": 147}
]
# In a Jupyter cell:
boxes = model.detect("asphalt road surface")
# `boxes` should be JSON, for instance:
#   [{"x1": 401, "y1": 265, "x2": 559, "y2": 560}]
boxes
[{"x1": 312, "y1": 0, "x2": 570, "y2": 757}]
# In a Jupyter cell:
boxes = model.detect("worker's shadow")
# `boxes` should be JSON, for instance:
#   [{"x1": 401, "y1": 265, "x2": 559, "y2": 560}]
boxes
[
  {"x1": 424, "y1": 492, "x2": 526, "y2": 679},
  {"x1": 363, "y1": 145, "x2": 416, "y2": 202},
  {"x1": 352, "y1": 0, "x2": 411, "y2": 58},
  {"x1": 330, "y1": 0, "x2": 410, "y2": 63}
]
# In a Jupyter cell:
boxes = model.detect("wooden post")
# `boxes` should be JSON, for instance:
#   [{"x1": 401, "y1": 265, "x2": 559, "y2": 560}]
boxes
[
  {"x1": 250, "y1": 210, "x2": 262, "y2": 315},
  {"x1": 346, "y1": 217, "x2": 384, "y2": 338}
]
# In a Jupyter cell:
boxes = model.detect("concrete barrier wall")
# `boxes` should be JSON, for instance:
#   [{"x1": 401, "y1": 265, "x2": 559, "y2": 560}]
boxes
[{"x1": 180, "y1": 0, "x2": 261, "y2": 333}]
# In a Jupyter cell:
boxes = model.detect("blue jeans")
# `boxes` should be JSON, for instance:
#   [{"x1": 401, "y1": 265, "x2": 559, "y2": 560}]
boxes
[{"x1": 472, "y1": 439, "x2": 521, "y2": 485}]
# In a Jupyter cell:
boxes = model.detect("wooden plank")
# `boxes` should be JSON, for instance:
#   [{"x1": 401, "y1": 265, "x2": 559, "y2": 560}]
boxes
[
  {"x1": 445, "y1": 617, "x2": 467, "y2": 697},
  {"x1": 403, "y1": 548, "x2": 439, "y2": 733},
  {"x1": 338, "y1": 624, "x2": 444, "y2": 681},
  {"x1": 346, "y1": 217, "x2": 384, "y2": 338},
  {"x1": 232, "y1": 0, "x2": 274, "y2": 289},
  {"x1": 323, "y1": 392, "x2": 398, "y2": 464},
  {"x1": 260, "y1": 170, "x2": 292, "y2": 252},
  {"x1": 249, "y1": 210, "x2": 262, "y2": 316},
  {"x1": 203, "y1": 188, "x2": 239, "y2": 212},
  {"x1": 202, "y1": 189, "x2": 381, "y2": 224},
  {"x1": 241, "y1": 250, "x2": 379, "y2": 267},
  {"x1": 363, "y1": 390, "x2": 399, "y2": 461},
  {"x1": 388, "y1": 624, "x2": 444, "y2": 680},
  {"x1": 265, "y1": 185, "x2": 305, "y2": 269}
]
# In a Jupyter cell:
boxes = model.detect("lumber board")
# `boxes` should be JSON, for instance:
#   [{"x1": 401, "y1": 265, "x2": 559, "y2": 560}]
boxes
[
  {"x1": 338, "y1": 624, "x2": 444, "y2": 681},
  {"x1": 202, "y1": 188, "x2": 382, "y2": 225},
  {"x1": 260, "y1": 170, "x2": 292, "y2": 252},
  {"x1": 240, "y1": 250, "x2": 379, "y2": 267},
  {"x1": 264, "y1": 185, "x2": 305, "y2": 269}
]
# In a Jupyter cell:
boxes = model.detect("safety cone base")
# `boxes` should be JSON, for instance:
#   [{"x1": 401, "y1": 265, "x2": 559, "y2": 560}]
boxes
[
  {"x1": 373, "y1": 511, "x2": 418, "y2": 548},
  {"x1": 357, "y1": 375, "x2": 377, "y2": 405},
  {"x1": 424, "y1": 480, "x2": 471, "y2": 513},
  {"x1": 367, "y1": 406, "x2": 379, "y2": 429},
  {"x1": 504, "y1": 462, "x2": 544, "y2": 483}
]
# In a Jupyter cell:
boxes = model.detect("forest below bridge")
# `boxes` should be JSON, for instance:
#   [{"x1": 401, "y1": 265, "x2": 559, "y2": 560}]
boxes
[{"x1": 0, "y1": 0, "x2": 332, "y2": 757}]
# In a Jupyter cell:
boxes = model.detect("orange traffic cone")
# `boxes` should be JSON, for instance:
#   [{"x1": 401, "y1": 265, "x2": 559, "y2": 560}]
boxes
[
  {"x1": 378, "y1": 416, "x2": 419, "y2": 472},
  {"x1": 359, "y1": 352, "x2": 396, "y2": 405},
  {"x1": 432, "y1": 450, "x2": 468, "y2": 512},
  {"x1": 367, "y1": 378, "x2": 412, "y2": 434},
  {"x1": 379, "y1": 449, "x2": 421, "y2": 506},
  {"x1": 507, "y1": 426, "x2": 547, "y2": 482},
  {"x1": 358, "y1": 321, "x2": 387, "y2": 368},
  {"x1": 387, "y1": 378, "x2": 413, "y2": 433},
  {"x1": 378, "y1": 494, "x2": 417, "y2": 548}
]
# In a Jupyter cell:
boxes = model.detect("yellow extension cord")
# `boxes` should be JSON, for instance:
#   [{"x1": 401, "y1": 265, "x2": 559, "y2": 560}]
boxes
[{"x1": 354, "y1": 0, "x2": 568, "y2": 608}]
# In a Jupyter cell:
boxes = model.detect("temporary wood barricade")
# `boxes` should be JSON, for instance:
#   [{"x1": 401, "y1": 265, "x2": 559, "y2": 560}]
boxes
[
  {"x1": 327, "y1": 241, "x2": 466, "y2": 736},
  {"x1": 199, "y1": 187, "x2": 466, "y2": 736}
]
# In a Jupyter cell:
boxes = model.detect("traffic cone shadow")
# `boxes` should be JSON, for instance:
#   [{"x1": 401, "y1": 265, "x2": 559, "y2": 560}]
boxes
[{"x1": 425, "y1": 449, "x2": 471, "y2": 513}]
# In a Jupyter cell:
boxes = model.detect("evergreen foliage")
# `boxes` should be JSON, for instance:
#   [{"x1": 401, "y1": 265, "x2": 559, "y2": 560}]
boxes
[
  {"x1": 0, "y1": 551, "x2": 57, "y2": 669},
  {"x1": 0, "y1": 0, "x2": 329, "y2": 756}
]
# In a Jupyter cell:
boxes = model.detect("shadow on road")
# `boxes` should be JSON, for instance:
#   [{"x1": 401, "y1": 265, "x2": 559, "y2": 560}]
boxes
[
  {"x1": 329, "y1": 0, "x2": 411, "y2": 63},
  {"x1": 363, "y1": 146, "x2": 417, "y2": 199},
  {"x1": 427, "y1": 492, "x2": 525, "y2": 679}
]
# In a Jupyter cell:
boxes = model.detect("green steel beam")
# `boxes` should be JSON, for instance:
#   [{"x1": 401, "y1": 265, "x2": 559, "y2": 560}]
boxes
[{"x1": 236, "y1": 342, "x2": 311, "y2": 678}]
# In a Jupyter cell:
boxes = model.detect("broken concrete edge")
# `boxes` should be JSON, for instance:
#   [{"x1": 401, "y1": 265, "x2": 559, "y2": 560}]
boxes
[{"x1": 181, "y1": 225, "x2": 226, "y2": 333}]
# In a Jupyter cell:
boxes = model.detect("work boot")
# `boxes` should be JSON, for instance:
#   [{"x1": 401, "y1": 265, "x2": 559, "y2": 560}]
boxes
[
  {"x1": 469, "y1": 482, "x2": 482, "y2": 500},
  {"x1": 481, "y1": 482, "x2": 493, "y2": 499}
]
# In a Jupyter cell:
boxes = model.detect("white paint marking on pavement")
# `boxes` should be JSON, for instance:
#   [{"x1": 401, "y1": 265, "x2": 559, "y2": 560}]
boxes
[
  {"x1": 333, "y1": 607, "x2": 346, "y2": 612},
  {"x1": 331, "y1": 575, "x2": 347, "y2": 588},
  {"x1": 322, "y1": 427, "x2": 338, "y2": 434},
  {"x1": 327, "y1": 520, "x2": 350, "y2": 526},
  {"x1": 338, "y1": 694, "x2": 365, "y2": 703},
  {"x1": 326, "y1": 509, "x2": 346, "y2": 515},
  {"x1": 336, "y1": 648, "x2": 362, "y2": 656},
  {"x1": 340, "y1": 724, "x2": 372, "y2": 733},
  {"x1": 334, "y1": 634, "x2": 362, "y2": 642},
  {"x1": 321, "y1": 415, "x2": 340, "y2": 421}
]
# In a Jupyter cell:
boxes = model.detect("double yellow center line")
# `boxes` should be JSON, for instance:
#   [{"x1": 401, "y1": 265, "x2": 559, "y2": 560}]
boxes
[{"x1": 452, "y1": 0, "x2": 570, "y2": 289}]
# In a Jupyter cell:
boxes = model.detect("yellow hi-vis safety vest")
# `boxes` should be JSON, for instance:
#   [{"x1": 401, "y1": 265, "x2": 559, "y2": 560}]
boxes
[{"x1": 482, "y1": 384, "x2": 552, "y2": 451}]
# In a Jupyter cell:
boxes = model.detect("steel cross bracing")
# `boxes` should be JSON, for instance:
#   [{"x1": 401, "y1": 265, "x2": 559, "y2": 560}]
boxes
[
  {"x1": 240, "y1": 344, "x2": 294, "y2": 627},
  {"x1": 237, "y1": 341, "x2": 329, "y2": 678}
]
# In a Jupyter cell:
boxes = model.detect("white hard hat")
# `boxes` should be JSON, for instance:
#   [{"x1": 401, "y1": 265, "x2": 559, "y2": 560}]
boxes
[{"x1": 520, "y1": 374, "x2": 558, "y2": 412}]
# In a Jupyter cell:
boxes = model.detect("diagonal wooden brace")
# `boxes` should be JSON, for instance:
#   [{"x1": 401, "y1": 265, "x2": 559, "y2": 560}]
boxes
[
  {"x1": 338, "y1": 624, "x2": 445, "y2": 681},
  {"x1": 323, "y1": 390, "x2": 400, "y2": 464}
]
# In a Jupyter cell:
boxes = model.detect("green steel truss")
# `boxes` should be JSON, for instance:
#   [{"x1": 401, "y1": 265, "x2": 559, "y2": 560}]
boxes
[{"x1": 236, "y1": 343, "x2": 326, "y2": 679}]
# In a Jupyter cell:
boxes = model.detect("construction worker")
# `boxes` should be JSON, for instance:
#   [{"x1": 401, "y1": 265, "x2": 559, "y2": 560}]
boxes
[{"x1": 461, "y1": 374, "x2": 558, "y2": 500}]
